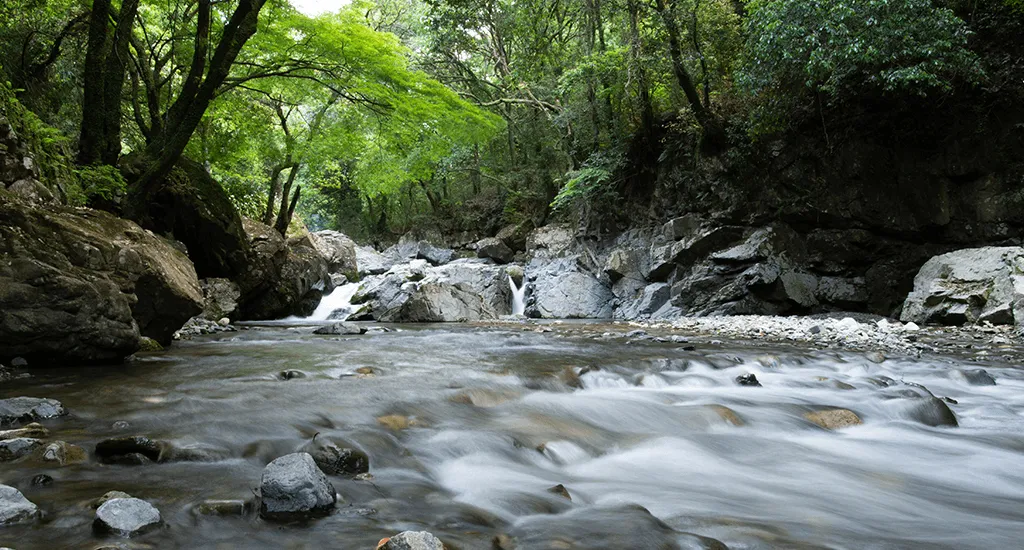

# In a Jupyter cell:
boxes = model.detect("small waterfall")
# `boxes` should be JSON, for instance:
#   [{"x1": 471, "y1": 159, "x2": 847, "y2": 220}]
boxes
[
  {"x1": 304, "y1": 282, "x2": 361, "y2": 321},
  {"x1": 508, "y1": 275, "x2": 526, "y2": 315}
]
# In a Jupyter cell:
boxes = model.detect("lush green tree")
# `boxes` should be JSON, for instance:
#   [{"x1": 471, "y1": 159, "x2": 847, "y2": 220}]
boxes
[{"x1": 740, "y1": 0, "x2": 982, "y2": 132}]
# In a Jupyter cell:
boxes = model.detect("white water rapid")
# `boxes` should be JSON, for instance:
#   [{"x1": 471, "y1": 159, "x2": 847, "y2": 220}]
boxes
[
  {"x1": 301, "y1": 282, "x2": 361, "y2": 321},
  {"x1": 509, "y1": 274, "x2": 526, "y2": 315}
]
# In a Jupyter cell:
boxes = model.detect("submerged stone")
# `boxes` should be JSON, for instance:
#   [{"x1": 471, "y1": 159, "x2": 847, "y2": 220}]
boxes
[
  {"x1": 0, "y1": 397, "x2": 67, "y2": 426},
  {"x1": 804, "y1": 408, "x2": 863, "y2": 430}
]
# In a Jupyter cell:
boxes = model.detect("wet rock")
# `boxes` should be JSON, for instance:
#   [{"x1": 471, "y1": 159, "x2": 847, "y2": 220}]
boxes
[
  {"x1": 259, "y1": 452, "x2": 337, "y2": 520},
  {"x1": 279, "y1": 370, "x2": 307, "y2": 380},
  {"x1": 42, "y1": 441, "x2": 88, "y2": 465},
  {"x1": 0, "y1": 397, "x2": 67, "y2": 426},
  {"x1": 95, "y1": 436, "x2": 165, "y2": 464},
  {"x1": 10, "y1": 357, "x2": 27, "y2": 368},
  {"x1": 951, "y1": 368, "x2": 996, "y2": 386},
  {"x1": 93, "y1": 497, "x2": 162, "y2": 537},
  {"x1": 379, "y1": 531, "x2": 444, "y2": 550},
  {"x1": 300, "y1": 439, "x2": 369, "y2": 476},
  {"x1": 865, "y1": 351, "x2": 886, "y2": 363},
  {"x1": 901, "y1": 247, "x2": 1024, "y2": 326},
  {"x1": 508, "y1": 504, "x2": 726, "y2": 550},
  {"x1": 377, "y1": 415, "x2": 418, "y2": 431},
  {"x1": 0, "y1": 484, "x2": 39, "y2": 525},
  {"x1": 804, "y1": 408, "x2": 863, "y2": 430},
  {"x1": 707, "y1": 405, "x2": 745, "y2": 426},
  {"x1": 898, "y1": 397, "x2": 959, "y2": 427},
  {"x1": 735, "y1": 373, "x2": 762, "y2": 387},
  {"x1": 112, "y1": 421, "x2": 131, "y2": 431},
  {"x1": 94, "y1": 491, "x2": 133, "y2": 509},
  {"x1": 312, "y1": 322, "x2": 367, "y2": 335},
  {"x1": 477, "y1": 237, "x2": 515, "y2": 264},
  {"x1": 191, "y1": 499, "x2": 250, "y2": 517},
  {"x1": 0, "y1": 422, "x2": 48, "y2": 441},
  {"x1": 0, "y1": 438, "x2": 43, "y2": 461},
  {"x1": 31, "y1": 474, "x2": 52, "y2": 487},
  {"x1": 137, "y1": 337, "x2": 163, "y2": 352},
  {"x1": 547, "y1": 484, "x2": 572, "y2": 501}
]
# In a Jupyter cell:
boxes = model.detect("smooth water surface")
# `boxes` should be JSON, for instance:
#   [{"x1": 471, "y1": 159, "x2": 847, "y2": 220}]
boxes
[{"x1": 2, "y1": 324, "x2": 1023, "y2": 549}]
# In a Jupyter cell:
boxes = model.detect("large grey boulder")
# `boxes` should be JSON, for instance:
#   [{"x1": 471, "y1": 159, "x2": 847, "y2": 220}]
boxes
[
  {"x1": 476, "y1": 237, "x2": 515, "y2": 264},
  {"x1": 356, "y1": 245, "x2": 397, "y2": 276},
  {"x1": 381, "y1": 531, "x2": 444, "y2": 550},
  {"x1": 311, "y1": 230, "x2": 359, "y2": 280},
  {"x1": 199, "y1": 278, "x2": 240, "y2": 321},
  {"x1": 0, "y1": 484, "x2": 39, "y2": 525},
  {"x1": 0, "y1": 397, "x2": 67, "y2": 426},
  {"x1": 615, "y1": 283, "x2": 672, "y2": 320},
  {"x1": 259, "y1": 452, "x2": 336, "y2": 520},
  {"x1": 901, "y1": 247, "x2": 1024, "y2": 326},
  {"x1": 529, "y1": 257, "x2": 614, "y2": 319},
  {"x1": 396, "y1": 282, "x2": 497, "y2": 322},
  {"x1": 354, "y1": 259, "x2": 516, "y2": 322},
  {"x1": 0, "y1": 191, "x2": 203, "y2": 361},
  {"x1": 93, "y1": 497, "x2": 161, "y2": 537}
]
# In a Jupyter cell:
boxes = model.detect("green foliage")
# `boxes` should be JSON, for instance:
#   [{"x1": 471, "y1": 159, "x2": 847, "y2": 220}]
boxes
[
  {"x1": 550, "y1": 150, "x2": 624, "y2": 213},
  {"x1": 0, "y1": 78, "x2": 77, "y2": 199},
  {"x1": 72, "y1": 164, "x2": 126, "y2": 205},
  {"x1": 741, "y1": 0, "x2": 982, "y2": 131}
]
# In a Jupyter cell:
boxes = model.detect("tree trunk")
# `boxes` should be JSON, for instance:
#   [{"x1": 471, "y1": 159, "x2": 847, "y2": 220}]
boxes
[
  {"x1": 653, "y1": 0, "x2": 708, "y2": 126},
  {"x1": 263, "y1": 164, "x2": 287, "y2": 225},
  {"x1": 273, "y1": 164, "x2": 299, "y2": 235},
  {"x1": 128, "y1": 0, "x2": 267, "y2": 209},
  {"x1": 78, "y1": 0, "x2": 113, "y2": 166}
]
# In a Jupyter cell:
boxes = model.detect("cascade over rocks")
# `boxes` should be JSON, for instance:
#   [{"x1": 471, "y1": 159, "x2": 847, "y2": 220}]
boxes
[
  {"x1": 901, "y1": 247, "x2": 1024, "y2": 326},
  {"x1": 0, "y1": 192, "x2": 203, "y2": 361}
]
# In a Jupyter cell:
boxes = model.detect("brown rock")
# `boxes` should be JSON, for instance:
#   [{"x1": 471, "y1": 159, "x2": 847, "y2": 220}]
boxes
[{"x1": 804, "y1": 408, "x2": 863, "y2": 430}]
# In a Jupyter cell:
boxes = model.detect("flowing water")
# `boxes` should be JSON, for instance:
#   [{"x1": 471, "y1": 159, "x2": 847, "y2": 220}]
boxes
[
  {"x1": 2, "y1": 323, "x2": 1024, "y2": 549},
  {"x1": 509, "y1": 276, "x2": 526, "y2": 316}
]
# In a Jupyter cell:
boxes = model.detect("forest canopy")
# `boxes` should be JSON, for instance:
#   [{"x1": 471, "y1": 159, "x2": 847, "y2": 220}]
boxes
[{"x1": 1, "y1": 0, "x2": 1015, "y2": 240}]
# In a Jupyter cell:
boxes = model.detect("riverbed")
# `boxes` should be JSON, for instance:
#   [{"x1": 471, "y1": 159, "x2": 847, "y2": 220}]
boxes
[{"x1": 2, "y1": 322, "x2": 1023, "y2": 549}]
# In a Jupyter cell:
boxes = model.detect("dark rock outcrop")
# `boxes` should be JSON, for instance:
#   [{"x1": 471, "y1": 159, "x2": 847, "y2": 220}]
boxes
[
  {"x1": 476, "y1": 237, "x2": 515, "y2": 264},
  {"x1": 0, "y1": 191, "x2": 202, "y2": 362},
  {"x1": 235, "y1": 221, "x2": 331, "y2": 320},
  {"x1": 122, "y1": 155, "x2": 250, "y2": 280}
]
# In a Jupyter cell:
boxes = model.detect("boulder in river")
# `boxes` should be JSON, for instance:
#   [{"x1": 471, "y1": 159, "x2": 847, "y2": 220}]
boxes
[
  {"x1": 236, "y1": 221, "x2": 332, "y2": 320},
  {"x1": 0, "y1": 422, "x2": 48, "y2": 440},
  {"x1": 379, "y1": 531, "x2": 444, "y2": 550},
  {"x1": 504, "y1": 504, "x2": 726, "y2": 550},
  {"x1": 901, "y1": 247, "x2": 1024, "y2": 326},
  {"x1": 259, "y1": 452, "x2": 337, "y2": 520},
  {"x1": 312, "y1": 322, "x2": 367, "y2": 335},
  {"x1": 41, "y1": 441, "x2": 88, "y2": 465},
  {"x1": 951, "y1": 368, "x2": 996, "y2": 386},
  {"x1": 804, "y1": 408, "x2": 863, "y2": 430},
  {"x1": 0, "y1": 437, "x2": 42, "y2": 461},
  {"x1": 0, "y1": 397, "x2": 67, "y2": 426},
  {"x1": 0, "y1": 191, "x2": 203, "y2": 361},
  {"x1": 93, "y1": 497, "x2": 162, "y2": 537},
  {"x1": 95, "y1": 436, "x2": 165, "y2": 464},
  {"x1": 300, "y1": 439, "x2": 369, "y2": 476},
  {"x1": 0, "y1": 484, "x2": 39, "y2": 525}
]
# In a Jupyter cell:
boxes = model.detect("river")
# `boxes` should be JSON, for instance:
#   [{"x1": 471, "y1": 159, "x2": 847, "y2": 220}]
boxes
[{"x1": 2, "y1": 322, "x2": 1023, "y2": 548}]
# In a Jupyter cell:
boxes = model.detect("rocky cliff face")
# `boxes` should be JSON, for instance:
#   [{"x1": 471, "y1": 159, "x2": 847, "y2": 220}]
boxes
[{"x1": 0, "y1": 191, "x2": 202, "y2": 364}]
